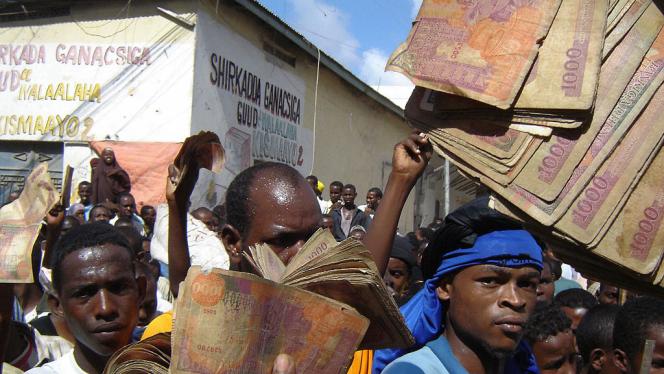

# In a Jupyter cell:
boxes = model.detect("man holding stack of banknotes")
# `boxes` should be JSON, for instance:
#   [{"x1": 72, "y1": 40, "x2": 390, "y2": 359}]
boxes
[{"x1": 391, "y1": 0, "x2": 664, "y2": 296}]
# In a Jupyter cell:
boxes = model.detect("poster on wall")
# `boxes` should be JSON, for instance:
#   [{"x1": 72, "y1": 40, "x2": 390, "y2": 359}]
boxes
[
  {"x1": 191, "y1": 8, "x2": 313, "y2": 188},
  {"x1": 0, "y1": 14, "x2": 195, "y2": 143}
]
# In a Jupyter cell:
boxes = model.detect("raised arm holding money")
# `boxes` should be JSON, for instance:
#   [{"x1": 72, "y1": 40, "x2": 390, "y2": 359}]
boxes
[
  {"x1": 166, "y1": 131, "x2": 432, "y2": 293},
  {"x1": 103, "y1": 130, "x2": 431, "y2": 373}
]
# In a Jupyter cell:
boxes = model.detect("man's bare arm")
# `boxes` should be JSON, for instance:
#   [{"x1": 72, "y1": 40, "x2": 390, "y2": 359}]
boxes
[
  {"x1": 365, "y1": 131, "x2": 432, "y2": 275},
  {"x1": 42, "y1": 205, "x2": 64, "y2": 269},
  {"x1": 166, "y1": 164, "x2": 198, "y2": 298}
]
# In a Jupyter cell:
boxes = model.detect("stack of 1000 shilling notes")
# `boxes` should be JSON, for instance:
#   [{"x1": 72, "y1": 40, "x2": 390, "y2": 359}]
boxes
[{"x1": 393, "y1": 0, "x2": 664, "y2": 294}]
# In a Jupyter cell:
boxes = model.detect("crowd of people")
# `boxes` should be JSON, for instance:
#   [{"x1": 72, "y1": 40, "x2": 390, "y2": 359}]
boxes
[{"x1": 0, "y1": 132, "x2": 663, "y2": 374}]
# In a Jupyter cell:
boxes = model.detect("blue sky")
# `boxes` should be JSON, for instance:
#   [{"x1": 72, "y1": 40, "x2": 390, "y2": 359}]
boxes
[{"x1": 257, "y1": 0, "x2": 421, "y2": 93}]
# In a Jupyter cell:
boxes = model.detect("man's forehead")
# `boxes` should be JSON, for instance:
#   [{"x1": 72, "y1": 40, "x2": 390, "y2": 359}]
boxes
[
  {"x1": 252, "y1": 172, "x2": 309, "y2": 205},
  {"x1": 63, "y1": 245, "x2": 130, "y2": 264},
  {"x1": 537, "y1": 330, "x2": 573, "y2": 352},
  {"x1": 61, "y1": 245, "x2": 133, "y2": 282},
  {"x1": 464, "y1": 263, "x2": 540, "y2": 276},
  {"x1": 389, "y1": 257, "x2": 409, "y2": 269},
  {"x1": 248, "y1": 193, "x2": 320, "y2": 236}
]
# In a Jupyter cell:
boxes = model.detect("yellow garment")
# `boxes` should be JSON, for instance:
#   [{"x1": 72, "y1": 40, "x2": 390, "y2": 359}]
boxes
[
  {"x1": 346, "y1": 350, "x2": 373, "y2": 374},
  {"x1": 141, "y1": 311, "x2": 173, "y2": 340}
]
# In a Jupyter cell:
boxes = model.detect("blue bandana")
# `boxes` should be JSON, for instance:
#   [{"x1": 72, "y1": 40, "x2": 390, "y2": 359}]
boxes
[{"x1": 374, "y1": 229, "x2": 543, "y2": 373}]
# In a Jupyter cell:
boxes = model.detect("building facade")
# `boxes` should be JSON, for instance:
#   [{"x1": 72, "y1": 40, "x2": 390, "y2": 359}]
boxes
[{"x1": 0, "y1": 0, "x2": 423, "y2": 231}]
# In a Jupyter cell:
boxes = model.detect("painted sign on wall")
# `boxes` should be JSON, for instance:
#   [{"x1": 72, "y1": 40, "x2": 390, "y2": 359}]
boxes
[
  {"x1": 192, "y1": 9, "x2": 313, "y2": 178},
  {"x1": 0, "y1": 14, "x2": 195, "y2": 142}
]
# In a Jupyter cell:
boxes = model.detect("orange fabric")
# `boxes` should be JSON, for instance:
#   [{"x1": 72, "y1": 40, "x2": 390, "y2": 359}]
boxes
[
  {"x1": 90, "y1": 141, "x2": 182, "y2": 208},
  {"x1": 347, "y1": 350, "x2": 372, "y2": 374}
]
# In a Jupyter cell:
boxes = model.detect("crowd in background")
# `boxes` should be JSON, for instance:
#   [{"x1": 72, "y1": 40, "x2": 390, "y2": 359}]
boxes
[{"x1": 1, "y1": 134, "x2": 662, "y2": 374}]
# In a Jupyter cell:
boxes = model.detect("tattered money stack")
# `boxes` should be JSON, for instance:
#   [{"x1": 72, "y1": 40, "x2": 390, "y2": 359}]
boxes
[
  {"x1": 394, "y1": 0, "x2": 664, "y2": 294},
  {"x1": 169, "y1": 229, "x2": 414, "y2": 374},
  {"x1": 0, "y1": 163, "x2": 60, "y2": 283}
]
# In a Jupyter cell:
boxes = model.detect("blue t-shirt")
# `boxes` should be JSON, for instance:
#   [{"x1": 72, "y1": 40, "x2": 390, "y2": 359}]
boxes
[
  {"x1": 383, "y1": 335, "x2": 540, "y2": 374},
  {"x1": 383, "y1": 335, "x2": 468, "y2": 374}
]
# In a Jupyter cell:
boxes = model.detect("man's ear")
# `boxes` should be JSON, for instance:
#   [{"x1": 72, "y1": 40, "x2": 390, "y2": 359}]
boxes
[
  {"x1": 436, "y1": 278, "x2": 452, "y2": 302},
  {"x1": 613, "y1": 348, "x2": 630, "y2": 373},
  {"x1": 590, "y1": 348, "x2": 606, "y2": 371},
  {"x1": 48, "y1": 292, "x2": 64, "y2": 318},
  {"x1": 221, "y1": 224, "x2": 243, "y2": 257},
  {"x1": 135, "y1": 271, "x2": 147, "y2": 306}
]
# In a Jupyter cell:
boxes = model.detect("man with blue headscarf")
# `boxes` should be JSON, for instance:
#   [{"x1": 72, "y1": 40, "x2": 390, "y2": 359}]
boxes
[{"x1": 378, "y1": 198, "x2": 542, "y2": 374}]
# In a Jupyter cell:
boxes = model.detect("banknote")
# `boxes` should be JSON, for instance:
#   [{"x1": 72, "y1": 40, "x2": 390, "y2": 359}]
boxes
[
  {"x1": 0, "y1": 225, "x2": 42, "y2": 283},
  {"x1": 428, "y1": 137, "x2": 535, "y2": 193},
  {"x1": 434, "y1": 131, "x2": 528, "y2": 167},
  {"x1": 439, "y1": 108, "x2": 586, "y2": 129},
  {"x1": 434, "y1": 123, "x2": 531, "y2": 161},
  {"x1": 547, "y1": 231, "x2": 664, "y2": 291},
  {"x1": 515, "y1": 0, "x2": 608, "y2": 111},
  {"x1": 609, "y1": 0, "x2": 623, "y2": 11},
  {"x1": 491, "y1": 192, "x2": 664, "y2": 289},
  {"x1": 604, "y1": 0, "x2": 651, "y2": 58},
  {"x1": 513, "y1": 7, "x2": 664, "y2": 203},
  {"x1": 387, "y1": 0, "x2": 562, "y2": 109},
  {"x1": 435, "y1": 128, "x2": 542, "y2": 186},
  {"x1": 246, "y1": 228, "x2": 413, "y2": 350},
  {"x1": 171, "y1": 267, "x2": 369, "y2": 374},
  {"x1": 608, "y1": 0, "x2": 639, "y2": 29},
  {"x1": 436, "y1": 136, "x2": 511, "y2": 174},
  {"x1": 555, "y1": 82, "x2": 664, "y2": 244},
  {"x1": 490, "y1": 23, "x2": 664, "y2": 228},
  {"x1": 0, "y1": 162, "x2": 58, "y2": 283},
  {"x1": 405, "y1": 87, "x2": 540, "y2": 163},
  {"x1": 508, "y1": 115, "x2": 584, "y2": 129},
  {"x1": 588, "y1": 146, "x2": 664, "y2": 276},
  {"x1": 436, "y1": 130, "x2": 534, "y2": 171},
  {"x1": 407, "y1": 84, "x2": 581, "y2": 134},
  {"x1": 508, "y1": 123, "x2": 553, "y2": 137},
  {"x1": 490, "y1": 72, "x2": 664, "y2": 228}
]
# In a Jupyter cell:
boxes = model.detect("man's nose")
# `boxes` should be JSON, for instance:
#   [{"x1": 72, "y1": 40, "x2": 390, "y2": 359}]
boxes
[
  {"x1": 499, "y1": 284, "x2": 526, "y2": 310},
  {"x1": 95, "y1": 289, "x2": 119, "y2": 320},
  {"x1": 281, "y1": 240, "x2": 306, "y2": 265}
]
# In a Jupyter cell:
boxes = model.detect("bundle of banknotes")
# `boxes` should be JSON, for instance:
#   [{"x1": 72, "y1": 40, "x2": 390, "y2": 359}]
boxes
[
  {"x1": 0, "y1": 163, "x2": 59, "y2": 283},
  {"x1": 169, "y1": 229, "x2": 414, "y2": 374},
  {"x1": 394, "y1": 0, "x2": 664, "y2": 293}
]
